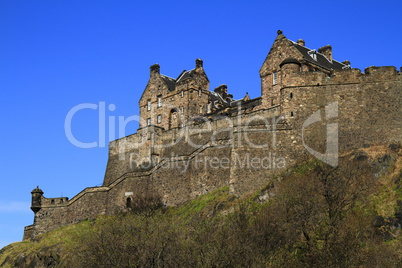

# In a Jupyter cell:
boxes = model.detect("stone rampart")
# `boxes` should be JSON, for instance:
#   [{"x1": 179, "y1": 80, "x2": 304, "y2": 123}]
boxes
[{"x1": 24, "y1": 65, "x2": 401, "y2": 240}]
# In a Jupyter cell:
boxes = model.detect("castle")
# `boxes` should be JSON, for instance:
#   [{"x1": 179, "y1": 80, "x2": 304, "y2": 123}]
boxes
[{"x1": 24, "y1": 31, "x2": 402, "y2": 240}]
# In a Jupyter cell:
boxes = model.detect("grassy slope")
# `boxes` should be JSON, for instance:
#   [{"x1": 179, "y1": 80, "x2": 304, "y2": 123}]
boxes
[{"x1": 1, "y1": 146, "x2": 401, "y2": 267}]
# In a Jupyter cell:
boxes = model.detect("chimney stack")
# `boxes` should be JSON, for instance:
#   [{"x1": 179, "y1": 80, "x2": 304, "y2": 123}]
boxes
[
  {"x1": 196, "y1": 58, "x2": 203, "y2": 69},
  {"x1": 318, "y1": 45, "x2": 333, "y2": 61},
  {"x1": 150, "y1": 63, "x2": 160, "y2": 77},
  {"x1": 297, "y1": 39, "x2": 305, "y2": 46}
]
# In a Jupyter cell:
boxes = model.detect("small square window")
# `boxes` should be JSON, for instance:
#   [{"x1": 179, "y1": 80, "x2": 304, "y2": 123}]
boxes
[{"x1": 157, "y1": 114, "x2": 162, "y2": 124}]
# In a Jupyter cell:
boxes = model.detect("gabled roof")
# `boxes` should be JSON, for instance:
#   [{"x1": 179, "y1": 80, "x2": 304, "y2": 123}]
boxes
[
  {"x1": 291, "y1": 41, "x2": 346, "y2": 71},
  {"x1": 160, "y1": 74, "x2": 176, "y2": 91},
  {"x1": 176, "y1": 69, "x2": 196, "y2": 83}
]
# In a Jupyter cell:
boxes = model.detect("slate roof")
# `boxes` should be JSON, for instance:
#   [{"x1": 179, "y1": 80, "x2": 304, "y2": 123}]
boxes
[
  {"x1": 176, "y1": 69, "x2": 196, "y2": 83},
  {"x1": 160, "y1": 74, "x2": 176, "y2": 91},
  {"x1": 291, "y1": 41, "x2": 347, "y2": 71}
]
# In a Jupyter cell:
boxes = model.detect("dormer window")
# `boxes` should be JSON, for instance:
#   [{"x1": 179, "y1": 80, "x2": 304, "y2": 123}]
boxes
[
  {"x1": 157, "y1": 95, "x2": 162, "y2": 108},
  {"x1": 273, "y1": 72, "x2": 278, "y2": 85},
  {"x1": 147, "y1": 99, "x2": 151, "y2": 111},
  {"x1": 308, "y1": 50, "x2": 317, "y2": 61}
]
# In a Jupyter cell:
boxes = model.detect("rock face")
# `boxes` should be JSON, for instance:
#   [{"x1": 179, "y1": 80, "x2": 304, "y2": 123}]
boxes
[{"x1": 24, "y1": 31, "x2": 402, "y2": 240}]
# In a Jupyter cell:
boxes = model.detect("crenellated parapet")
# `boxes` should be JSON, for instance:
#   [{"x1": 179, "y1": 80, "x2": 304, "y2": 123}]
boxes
[{"x1": 279, "y1": 65, "x2": 401, "y2": 89}]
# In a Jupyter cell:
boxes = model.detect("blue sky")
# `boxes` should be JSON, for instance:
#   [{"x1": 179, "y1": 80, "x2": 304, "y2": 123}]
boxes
[{"x1": 0, "y1": 0, "x2": 401, "y2": 248}]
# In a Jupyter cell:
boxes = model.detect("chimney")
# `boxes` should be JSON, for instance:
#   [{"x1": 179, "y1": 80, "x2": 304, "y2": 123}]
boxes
[
  {"x1": 150, "y1": 63, "x2": 160, "y2": 77},
  {"x1": 196, "y1": 58, "x2": 203, "y2": 69},
  {"x1": 318, "y1": 45, "x2": 332, "y2": 61},
  {"x1": 297, "y1": 39, "x2": 305, "y2": 46}
]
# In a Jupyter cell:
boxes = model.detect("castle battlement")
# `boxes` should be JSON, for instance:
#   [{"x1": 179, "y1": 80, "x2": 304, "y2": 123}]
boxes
[{"x1": 24, "y1": 31, "x2": 401, "y2": 240}]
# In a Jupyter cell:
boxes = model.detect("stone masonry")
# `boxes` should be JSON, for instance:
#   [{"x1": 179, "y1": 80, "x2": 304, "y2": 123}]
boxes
[{"x1": 23, "y1": 30, "x2": 401, "y2": 240}]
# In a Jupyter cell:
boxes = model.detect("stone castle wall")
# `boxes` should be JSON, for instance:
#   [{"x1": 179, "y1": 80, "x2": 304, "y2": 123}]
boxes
[{"x1": 24, "y1": 65, "x2": 401, "y2": 240}]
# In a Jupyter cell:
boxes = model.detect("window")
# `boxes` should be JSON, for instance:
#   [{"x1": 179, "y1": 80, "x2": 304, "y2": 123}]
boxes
[
  {"x1": 147, "y1": 118, "x2": 151, "y2": 126},
  {"x1": 273, "y1": 72, "x2": 277, "y2": 85},
  {"x1": 126, "y1": 197, "x2": 132, "y2": 208},
  {"x1": 157, "y1": 114, "x2": 162, "y2": 124},
  {"x1": 199, "y1": 106, "x2": 203, "y2": 114},
  {"x1": 198, "y1": 90, "x2": 201, "y2": 97},
  {"x1": 181, "y1": 90, "x2": 184, "y2": 98},
  {"x1": 147, "y1": 99, "x2": 151, "y2": 111},
  {"x1": 308, "y1": 50, "x2": 317, "y2": 61},
  {"x1": 290, "y1": 92, "x2": 293, "y2": 99},
  {"x1": 180, "y1": 106, "x2": 184, "y2": 114},
  {"x1": 290, "y1": 111, "x2": 294, "y2": 117},
  {"x1": 157, "y1": 95, "x2": 162, "y2": 107}
]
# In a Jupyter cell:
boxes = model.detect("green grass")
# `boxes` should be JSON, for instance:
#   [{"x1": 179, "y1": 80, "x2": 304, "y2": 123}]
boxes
[
  {"x1": 2, "y1": 154, "x2": 402, "y2": 267},
  {"x1": 0, "y1": 220, "x2": 92, "y2": 267}
]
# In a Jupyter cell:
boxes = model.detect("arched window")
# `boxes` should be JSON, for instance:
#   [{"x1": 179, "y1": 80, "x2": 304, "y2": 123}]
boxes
[{"x1": 169, "y1": 108, "x2": 179, "y2": 129}]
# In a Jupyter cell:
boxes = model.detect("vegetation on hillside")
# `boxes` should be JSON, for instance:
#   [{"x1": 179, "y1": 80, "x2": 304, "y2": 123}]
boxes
[{"x1": 1, "y1": 147, "x2": 402, "y2": 267}]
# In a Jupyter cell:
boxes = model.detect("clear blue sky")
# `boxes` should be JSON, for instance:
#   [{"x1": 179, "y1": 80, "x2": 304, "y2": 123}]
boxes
[{"x1": 1, "y1": 0, "x2": 401, "y2": 248}]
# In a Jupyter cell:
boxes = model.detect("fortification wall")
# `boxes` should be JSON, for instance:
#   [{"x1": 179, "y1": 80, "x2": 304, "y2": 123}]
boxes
[
  {"x1": 281, "y1": 66, "x2": 402, "y2": 154},
  {"x1": 24, "y1": 66, "x2": 401, "y2": 240},
  {"x1": 25, "y1": 187, "x2": 109, "y2": 239}
]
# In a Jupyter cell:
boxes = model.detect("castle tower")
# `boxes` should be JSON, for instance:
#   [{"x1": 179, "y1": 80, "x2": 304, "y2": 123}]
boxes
[
  {"x1": 30, "y1": 186, "x2": 43, "y2": 213},
  {"x1": 139, "y1": 59, "x2": 209, "y2": 130},
  {"x1": 259, "y1": 30, "x2": 348, "y2": 109}
]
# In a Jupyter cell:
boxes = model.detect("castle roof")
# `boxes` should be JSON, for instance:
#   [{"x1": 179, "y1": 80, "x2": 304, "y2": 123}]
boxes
[
  {"x1": 291, "y1": 41, "x2": 346, "y2": 71},
  {"x1": 160, "y1": 74, "x2": 176, "y2": 91},
  {"x1": 176, "y1": 69, "x2": 196, "y2": 83}
]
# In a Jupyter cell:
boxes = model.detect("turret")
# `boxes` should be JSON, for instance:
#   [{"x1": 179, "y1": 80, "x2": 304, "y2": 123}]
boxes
[{"x1": 31, "y1": 186, "x2": 43, "y2": 213}]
